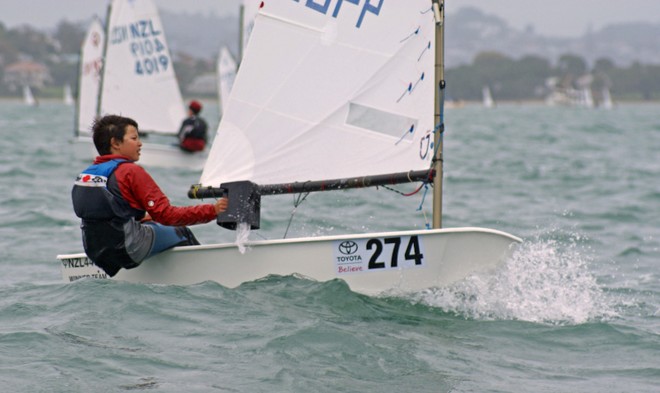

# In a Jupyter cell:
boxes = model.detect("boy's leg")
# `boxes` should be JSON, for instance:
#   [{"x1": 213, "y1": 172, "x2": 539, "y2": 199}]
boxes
[{"x1": 144, "y1": 222, "x2": 200, "y2": 258}]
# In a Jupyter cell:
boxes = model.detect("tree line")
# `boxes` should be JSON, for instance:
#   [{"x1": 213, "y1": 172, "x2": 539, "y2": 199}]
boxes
[
  {"x1": 446, "y1": 51, "x2": 660, "y2": 102},
  {"x1": 1, "y1": 21, "x2": 659, "y2": 101}
]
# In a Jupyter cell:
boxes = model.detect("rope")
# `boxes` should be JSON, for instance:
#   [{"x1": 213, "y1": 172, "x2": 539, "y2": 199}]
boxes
[{"x1": 283, "y1": 191, "x2": 310, "y2": 239}]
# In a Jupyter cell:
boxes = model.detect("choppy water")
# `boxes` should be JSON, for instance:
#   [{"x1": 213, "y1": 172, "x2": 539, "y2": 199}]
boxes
[{"x1": 0, "y1": 101, "x2": 658, "y2": 392}]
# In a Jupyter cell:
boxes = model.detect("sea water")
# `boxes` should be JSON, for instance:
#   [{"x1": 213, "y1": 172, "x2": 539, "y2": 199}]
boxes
[{"x1": 0, "y1": 101, "x2": 658, "y2": 392}]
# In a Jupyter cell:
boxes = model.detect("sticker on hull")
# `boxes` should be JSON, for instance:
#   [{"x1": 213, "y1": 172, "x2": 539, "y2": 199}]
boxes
[
  {"x1": 333, "y1": 235, "x2": 426, "y2": 275},
  {"x1": 60, "y1": 257, "x2": 108, "y2": 282}
]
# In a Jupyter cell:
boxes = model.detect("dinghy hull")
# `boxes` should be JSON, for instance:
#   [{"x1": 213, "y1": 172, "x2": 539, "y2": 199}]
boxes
[{"x1": 57, "y1": 227, "x2": 520, "y2": 296}]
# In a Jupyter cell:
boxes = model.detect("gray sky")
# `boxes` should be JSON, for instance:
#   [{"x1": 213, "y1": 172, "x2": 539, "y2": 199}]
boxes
[{"x1": 2, "y1": 0, "x2": 659, "y2": 37}]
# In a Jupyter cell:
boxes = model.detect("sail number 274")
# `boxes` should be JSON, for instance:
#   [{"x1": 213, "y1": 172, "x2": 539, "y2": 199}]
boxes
[{"x1": 333, "y1": 235, "x2": 426, "y2": 275}]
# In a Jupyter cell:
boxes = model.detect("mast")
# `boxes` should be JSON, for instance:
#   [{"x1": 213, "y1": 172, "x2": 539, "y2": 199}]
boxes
[
  {"x1": 238, "y1": 4, "x2": 245, "y2": 64},
  {"x1": 431, "y1": 0, "x2": 445, "y2": 229},
  {"x1": 73, "y1": 52, "x2": 81, "y2": 137},
  {"x1": 96, "y1": 1, "x2": 112, "y2": 122}
]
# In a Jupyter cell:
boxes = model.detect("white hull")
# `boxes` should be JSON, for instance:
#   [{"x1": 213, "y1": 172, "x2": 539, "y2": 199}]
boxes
[
  {"x1": 71, "y1": 136, "x2": 206, "y2": 170},
  {"x1": 57, "y1": 227, "x2": 521, "y2": 296}
]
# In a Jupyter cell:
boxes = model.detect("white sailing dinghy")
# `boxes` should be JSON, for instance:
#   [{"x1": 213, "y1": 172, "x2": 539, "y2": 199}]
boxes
[
  {"x1": 63, "y1": 84, "x2": 74, "y2": 106},
  {"x1": 72, "y1": 0, "x2": 206, "y2": 170},
  {"x1": 217, "y1": 46, "x2": 237, "y2": 117},
  {"x1": 74, "y1": 17, "x2": 105, "y2": 137},
  {"x1": 482, "y1": 85, "x2": 495, "y2": 108},
  {"x1": 58, "y1": 0, "x2": 521, "y2": 296},
  {"x1": 216, "y1": 1, "x2": 260, "y2": 116},
  {"x1": 600, "y1": 87, "x2": 614, "y2": 109},
  {"x1": 238, "y1": 0, "x2": 262, "y2": 61},
  {"x1": 23, "y1": 85, "x2": 36, "y2": 106}
]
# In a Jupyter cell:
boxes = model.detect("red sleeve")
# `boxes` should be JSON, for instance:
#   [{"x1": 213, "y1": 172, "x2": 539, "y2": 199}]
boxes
[{"x1": 115, "y1": 163, "x2": 217, "y2": 226}]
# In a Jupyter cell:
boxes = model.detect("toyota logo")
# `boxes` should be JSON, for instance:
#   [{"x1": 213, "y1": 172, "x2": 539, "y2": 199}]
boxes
[{"x1": 338, "y1": 241, "x2": 358, "y2": 255}]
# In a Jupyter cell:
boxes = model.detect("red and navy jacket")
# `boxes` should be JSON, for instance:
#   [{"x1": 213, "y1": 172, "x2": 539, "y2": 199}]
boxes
[
  {"x1": 72, "y1": 155, "x2": 216, "y2": 276},
  {"x1": 76, "y1": 155, "x2": 216, "y2": 225}
]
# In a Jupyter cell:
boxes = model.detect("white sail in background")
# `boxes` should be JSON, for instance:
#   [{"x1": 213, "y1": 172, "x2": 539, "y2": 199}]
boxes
[
  {"x1": 23, "y1": 85, "x2": 36, "y2": 106},
  {"x1": 64, "y1": 84, "x2": 74, "y2": 106},
  {"x1": 482, "y1": 85, "x2": 495, "y2": 108},
  {"x1": 580, "y1": 87, "x2": 594, "y2": 108},
  {"x1": 601, "y1": 87, "x2": 614, "y2": 109},
  {"x1": 217, "y1": 46, "x2": 237, "y2": 117},
  {"x1": 77, "y1": 18, "x2": 105, "y2": 134},
  {"x1": 240, "y1": 0, "x2": 262, "y2": 59},
  {"x1": 201, "y1": 1, "x2": 435, "y2": 186},
  {"x1": 99, "y1": 0, "x2": 185, "y2": 134}
]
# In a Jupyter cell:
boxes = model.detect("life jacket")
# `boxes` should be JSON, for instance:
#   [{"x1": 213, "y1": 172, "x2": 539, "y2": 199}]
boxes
[
  {"x1": 179, "y1": 116, "x2": 208, "y2": 142},
  {"x1": 71, "y1": 159, "x2": 152, "y2": 276},
  {"x1": 72, "y1": 159, "x2": 143, "y2": 221}
]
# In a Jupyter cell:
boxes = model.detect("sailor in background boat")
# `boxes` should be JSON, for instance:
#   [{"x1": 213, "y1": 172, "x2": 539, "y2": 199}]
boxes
[
  {"x1": 178, "y1": 100, "x2": 208, "y2": 152},
  {"x1": 72, "y1": 115, "x2": 228, "y2": 277}
]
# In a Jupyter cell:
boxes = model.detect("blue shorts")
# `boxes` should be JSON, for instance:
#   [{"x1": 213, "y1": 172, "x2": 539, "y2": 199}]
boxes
[{"x1": 144, "y1": 222, "x2": 199, "y2": 258}]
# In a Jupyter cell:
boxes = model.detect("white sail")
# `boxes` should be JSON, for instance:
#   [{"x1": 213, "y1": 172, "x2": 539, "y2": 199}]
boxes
[
  {"x1": 482, "y1": 85, "x2": 494, "y2": 108},
  {"x1": 99, "y1": 0, "x2": 185, "y2": 134},
  {"x1": 23, "y1": 85, "x2": 36, "y2": 106},
  {"x1": 77, "y1": 18, "x2": 105, "y2": 134},
  {"x1": 217, "y1": 46, "x2": 237, "y2": 117},
  {"x1": 240, "y1": 0, "x2": 262, "y2": 59},
  {"x1": 580, "y1": 87, "x2": 594, "y2": 108},
  {"x1": 601, "y1": 87, "x2": 613, "y2": 109},
  {"x1": 64, "y1": 84, "x2": 74, "y2": 106},
  {"x1": 201, "y1": 1, "x2": 435, "y2": 186}
]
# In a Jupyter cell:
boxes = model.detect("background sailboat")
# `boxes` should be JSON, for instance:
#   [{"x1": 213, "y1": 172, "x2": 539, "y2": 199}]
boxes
[
  {"x1": 600, "y1": 87, "x2": 614, "y2": 109},
  {"x1": 482, "y1": 85, "x2": 495, "y2": 108},
  {"x1": 23, "y1": 85, "x2": 36, "y2": 106},
  {"x1": 59, "y1": 0, "x2": 520, "y2": 295},
  {"x1": 217, "y1": 46, "x2": 237, "y2": 117},
  {"x1": 72, "y1": 0, "x2": 206, "y2": 170},
  {"x1": 238, "y1": 0, "x2": 262, "y2": 61},
  {"x1": 217, "y1": 0, "x2": 260, "y2": 117},
  {"x1": 75, "y1": 17, "x2": 105, "y2": 136},
  {"x1": 63, "y1": 84, "x2": 74, "y2": 106}
]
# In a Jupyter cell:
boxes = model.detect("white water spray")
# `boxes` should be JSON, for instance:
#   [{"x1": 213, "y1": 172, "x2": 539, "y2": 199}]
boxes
[
  {"x1": 235, "y1": 222, "x2": 251, "y2": 254},
  {"x1": 415, "y1": 232, "x2": 616, "y2": 325}
]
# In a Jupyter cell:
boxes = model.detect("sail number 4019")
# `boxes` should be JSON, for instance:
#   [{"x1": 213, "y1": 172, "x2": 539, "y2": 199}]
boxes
[{"x1": 333, "y1": 235, "x2": 426, "y2": 275}]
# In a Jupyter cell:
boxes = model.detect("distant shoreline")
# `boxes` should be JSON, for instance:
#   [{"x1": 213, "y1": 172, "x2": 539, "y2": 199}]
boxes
[{"x1": 1, "y1": 97, "x2": 659, "y2": 106}]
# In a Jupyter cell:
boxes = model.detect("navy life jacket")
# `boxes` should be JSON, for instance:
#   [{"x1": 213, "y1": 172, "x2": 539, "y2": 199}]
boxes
[
  {"x1": 72, "y1": 159, "x2": 144, "y2": 221},
  {"x1": 71, "y1": 159, "x2": 150, "y2": 276}
]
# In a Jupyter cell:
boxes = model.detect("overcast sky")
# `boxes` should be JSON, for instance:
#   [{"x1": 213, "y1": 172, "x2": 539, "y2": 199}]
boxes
[{"x1": 2, "y1": 0, "x2": 659, "y2": 37}]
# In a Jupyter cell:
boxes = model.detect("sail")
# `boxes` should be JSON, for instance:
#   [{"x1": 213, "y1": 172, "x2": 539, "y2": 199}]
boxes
[
  {"x1": 482, "y1": 85, "x2": 494, "y2": 108},
  {"x1": 23, "y1": 85, "x2": 36, "y2": 106},
  {"x1": 601, "y1": 87, "x2": 613, "y2": 109},
  {"x1": 64, "y1": 84, "x2": 74, "y2": 106},
  {"x1": 77, "y1": 18, "x2": 104, "y2": 134},
  {"x1": 99, "y1": 0, "x2": 185, "y2": 134},
  {"x1": 217, "y1": 46, "x2": 237, "y2": 117},
  {"x1": 200, "y1": 1, "x2": 435, "y2": 186}
]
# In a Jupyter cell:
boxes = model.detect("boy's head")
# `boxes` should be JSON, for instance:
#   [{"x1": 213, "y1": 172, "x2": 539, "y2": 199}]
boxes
[{"x1": 92, "y1": 115, "x2": 139, "y2": 155}]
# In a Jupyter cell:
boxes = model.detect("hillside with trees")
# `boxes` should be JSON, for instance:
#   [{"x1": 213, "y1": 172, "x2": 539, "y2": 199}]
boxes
[
  {"x1": 1, "y1": 8, "x2": 660, "y2": 102},
  {"x1": 446, "y1": 52, "x2": 660, "y2": 102}
]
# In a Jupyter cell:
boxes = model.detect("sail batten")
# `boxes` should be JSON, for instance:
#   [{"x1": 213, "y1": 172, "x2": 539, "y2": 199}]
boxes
[{"x1": 201, "y1": 1, "x2": 435, "y2": 187}]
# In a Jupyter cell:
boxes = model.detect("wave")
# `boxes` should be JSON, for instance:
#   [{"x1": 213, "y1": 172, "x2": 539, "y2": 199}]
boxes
[{"x1": 413, "y1": 229, "x2": 616, "y2": 325}]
